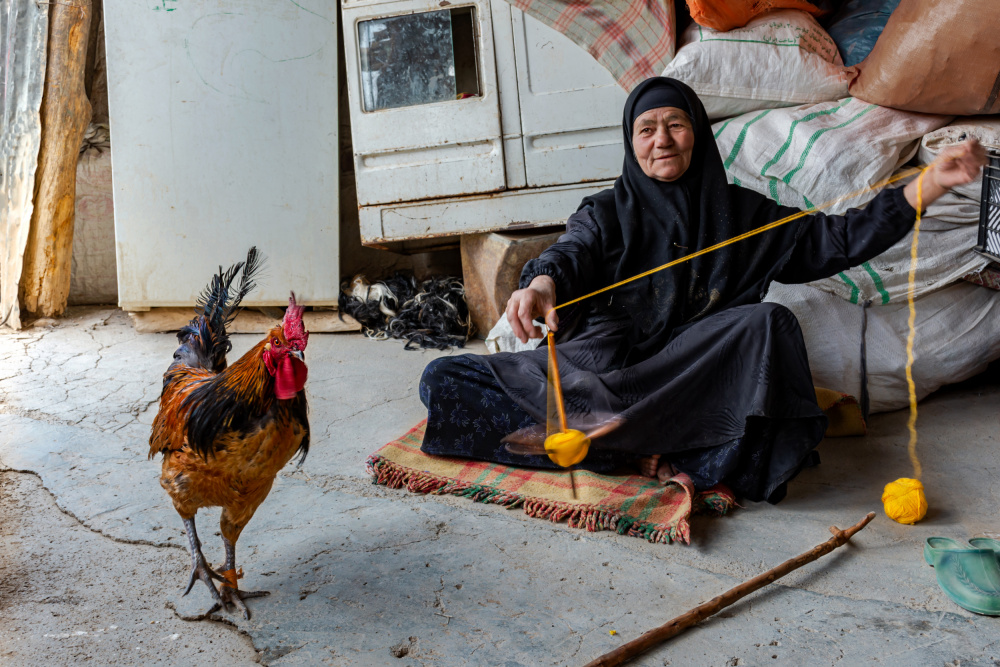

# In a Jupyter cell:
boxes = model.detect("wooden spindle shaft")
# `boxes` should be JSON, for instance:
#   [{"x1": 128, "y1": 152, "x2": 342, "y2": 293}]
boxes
[{"x1": 547, "y1": 332, "x2": 568, "y2": 433}]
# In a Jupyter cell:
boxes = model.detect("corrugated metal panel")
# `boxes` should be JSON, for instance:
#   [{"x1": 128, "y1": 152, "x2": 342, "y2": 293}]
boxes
[{"x1": 0, "y1": 0, "x2": 48, "y2": 329}]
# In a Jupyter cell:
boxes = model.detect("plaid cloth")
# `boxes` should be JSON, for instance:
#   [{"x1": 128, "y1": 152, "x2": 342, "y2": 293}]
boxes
[
  {"x1": 506, "y1": 0, "x2": 676, "y2": 91},
  {"x1": 367, "y1": 421, "x2": 735, "y2": 544},
  {"x1": 964, "y1": 266, "x2": 1000, "y2": 291}
]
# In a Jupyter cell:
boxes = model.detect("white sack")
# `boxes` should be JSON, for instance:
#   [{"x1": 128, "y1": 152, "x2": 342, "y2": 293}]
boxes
[
  {"x1": 663, "y1": 10, "x2": 849, "y2": 121},
  {"x1": 765, "y1": 281, "x2": 1000, "y2": 414},
  {"x1": 712, "y1": 98, "x2": 951, "y2": 214},
  {"x1": 806, "y1": 212, "x2": 989, "y2": 306},
  {"x1": 484, "y1": 314, "x2": 546, "y2": 354}
]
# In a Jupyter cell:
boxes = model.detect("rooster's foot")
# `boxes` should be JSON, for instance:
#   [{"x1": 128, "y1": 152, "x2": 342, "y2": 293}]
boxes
[
  {"x1": 182, "y1": 552, "x2": 227, "y2": 603},
  {"x1": 218, "y1": 584, "x2": 269, "y2": 620}
]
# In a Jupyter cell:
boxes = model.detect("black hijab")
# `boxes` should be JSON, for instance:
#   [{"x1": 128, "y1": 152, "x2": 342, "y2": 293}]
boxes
[{"x1": 578, "y1": 77, "x2": 804, "y2": 362}]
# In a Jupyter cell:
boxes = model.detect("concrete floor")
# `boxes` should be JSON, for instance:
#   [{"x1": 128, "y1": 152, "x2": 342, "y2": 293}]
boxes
[{"x1": 1, "y1": 306, "x2": 998, "y2": 666}]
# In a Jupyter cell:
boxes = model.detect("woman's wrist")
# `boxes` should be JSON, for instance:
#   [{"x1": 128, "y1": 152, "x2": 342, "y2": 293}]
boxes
[
  {"x1": 529, "y1": 274, "x2": 556, "y2": 293},
  {"x1": 903, "y1": 173, "x2": 947, "y2": 212}
]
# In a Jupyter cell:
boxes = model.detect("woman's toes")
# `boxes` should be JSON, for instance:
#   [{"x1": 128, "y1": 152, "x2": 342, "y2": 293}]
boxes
[
  {"x1": 657, "y1": 461, "x2": 678, "y2": 484},
  {"x1": 639, "y1": 455, "x2": 660, "y2": 477}
]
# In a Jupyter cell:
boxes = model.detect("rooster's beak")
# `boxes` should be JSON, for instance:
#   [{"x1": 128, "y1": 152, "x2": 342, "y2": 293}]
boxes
[{"x1": 289, "y1": 349, "x2": 305, "y2": 362}]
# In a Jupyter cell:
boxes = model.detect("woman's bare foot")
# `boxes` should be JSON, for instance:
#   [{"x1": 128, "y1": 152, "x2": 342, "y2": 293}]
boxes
[
  {"x1": 639, "y1": 455, "x2": 679, "y2": 484},
  {"x1": 639, "y1": 455, "x2": 660, "y2": 478},
  {"x1": 656, "y1": 461, "x2": 679, "y2": 484}
]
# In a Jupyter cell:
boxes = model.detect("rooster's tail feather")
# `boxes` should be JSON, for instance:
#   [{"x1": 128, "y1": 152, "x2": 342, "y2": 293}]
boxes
[{"x1": 176, "y1": 247, "x2": 266, "y2": 373}]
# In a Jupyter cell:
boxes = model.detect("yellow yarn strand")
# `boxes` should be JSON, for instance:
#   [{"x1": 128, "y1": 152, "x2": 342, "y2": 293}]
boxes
[
  {"x1": 884, "y1": 164, "x2": 943, "y2": 526},
  {"x1": 550, "y1": 166, "x2": 924, "y2": 314},
  {"x1": 904, "y1": 172, "x2": 924, "y2": 481}
]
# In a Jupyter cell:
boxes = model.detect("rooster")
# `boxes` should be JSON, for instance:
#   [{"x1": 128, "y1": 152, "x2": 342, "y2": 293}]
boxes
[{"x1": 149, "y1": 248, "x2": 310, "y2": 619}]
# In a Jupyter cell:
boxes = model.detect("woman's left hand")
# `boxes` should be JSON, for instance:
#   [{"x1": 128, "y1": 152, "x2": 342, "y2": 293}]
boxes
[
  {"x1": 931, "y1": 137, "x2": 987, "y2": 190},
  {"x1": 904, "y1": 137, "x2": 987, "y2": 211}
]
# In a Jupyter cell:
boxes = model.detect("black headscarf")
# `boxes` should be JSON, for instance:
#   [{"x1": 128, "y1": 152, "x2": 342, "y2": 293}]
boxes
[{"x1": 578, "y1": 77, "x2": 805, "y2": 362}]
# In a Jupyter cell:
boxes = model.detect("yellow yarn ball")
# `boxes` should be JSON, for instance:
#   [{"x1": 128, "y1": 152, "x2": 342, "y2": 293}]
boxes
[
  {"x1": 544, "y1": 429, "x2": 590, "y2": 468},
  {"x1": 882, "y1": 478, "x2": 927, "y2": 525}
]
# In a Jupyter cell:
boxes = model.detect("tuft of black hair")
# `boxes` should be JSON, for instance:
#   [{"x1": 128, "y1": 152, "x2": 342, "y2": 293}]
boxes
[{"x1": 339, "y1": 272, "x2": 473, "y2": 350}]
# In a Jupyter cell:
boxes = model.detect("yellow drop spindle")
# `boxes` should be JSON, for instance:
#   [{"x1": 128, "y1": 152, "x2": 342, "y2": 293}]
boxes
[{"x1": 542, "y1": 333, "x2": 589, "y2": 492}]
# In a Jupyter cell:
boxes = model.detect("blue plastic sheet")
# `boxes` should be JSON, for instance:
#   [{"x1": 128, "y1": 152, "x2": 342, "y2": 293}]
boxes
[{"x1": 826, "y1": 0, "x2": 901, "y2": 67}]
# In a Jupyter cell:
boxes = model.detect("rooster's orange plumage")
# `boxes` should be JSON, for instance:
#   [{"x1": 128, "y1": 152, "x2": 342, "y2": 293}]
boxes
[{"x1": 149, "y1": 248, "x2": 310, "y2": 619}]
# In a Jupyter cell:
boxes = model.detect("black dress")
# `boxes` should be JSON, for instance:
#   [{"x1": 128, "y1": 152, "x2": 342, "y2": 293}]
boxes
[{"x1": 419, "y1": 78, "x2": 917, "y2": 503}]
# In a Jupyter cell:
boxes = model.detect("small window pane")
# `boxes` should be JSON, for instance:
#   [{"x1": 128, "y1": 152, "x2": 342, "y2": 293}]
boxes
[{"x1": 358, "y1": 8, "x2": 480, "y2": 112}]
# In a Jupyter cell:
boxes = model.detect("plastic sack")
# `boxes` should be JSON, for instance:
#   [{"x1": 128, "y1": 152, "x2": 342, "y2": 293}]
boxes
[
  {"x1": 847, "y1": 0, "x2": 1000, "y2": 115},
  {"x1": 663, "y1": 10, "x2": 849, "y2": 120},
  {"x1": 711, "y1": 98, "x2": 951, "y2": 213},
  {"x1": 685, "y1": 0, "x2": 821, "y2": 31},
  {"x1": 806, "y1": 207, "x2": 989, "y2": 307},
  {"x1": 826, "y1": 0, "x2": 901, "y2": 67},
  {"x1": 764, "y1": 281, "x2": 1000, "y2": 414},
  {"x1": 484, "y1": 314, "x2": 546, "y2": 354},
  {"x1": 807, "y1": 116, "x2": 1000, "y2": 306}
]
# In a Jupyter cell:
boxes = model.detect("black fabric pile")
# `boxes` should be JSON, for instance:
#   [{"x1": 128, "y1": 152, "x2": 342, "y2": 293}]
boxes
[{"x1": 338, "y1": 273, "x2": 473, "y2": 350}]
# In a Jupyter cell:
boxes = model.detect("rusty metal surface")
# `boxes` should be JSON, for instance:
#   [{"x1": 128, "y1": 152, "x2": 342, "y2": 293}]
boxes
[{"x1": 0, "y1": 0, "x2": 49, "y2": 329}]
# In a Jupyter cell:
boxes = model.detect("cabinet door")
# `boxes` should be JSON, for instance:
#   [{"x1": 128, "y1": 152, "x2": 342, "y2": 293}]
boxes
[
  {"x1": 343, "y1": 0, "x2": 504, "y2": 206},
  {"x1": 510, "y1": 9, "x2": 627, "y2": 189}
]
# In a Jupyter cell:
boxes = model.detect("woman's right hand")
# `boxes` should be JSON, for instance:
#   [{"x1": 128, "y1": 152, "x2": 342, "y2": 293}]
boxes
[{"x1": 506, "y1": 275, "x2": 560, "y2": 343}]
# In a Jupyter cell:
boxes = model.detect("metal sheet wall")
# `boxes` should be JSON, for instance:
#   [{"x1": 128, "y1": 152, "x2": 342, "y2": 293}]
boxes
[{"x1": 0, "y1": 0, "x2": 48, "y2": 329}]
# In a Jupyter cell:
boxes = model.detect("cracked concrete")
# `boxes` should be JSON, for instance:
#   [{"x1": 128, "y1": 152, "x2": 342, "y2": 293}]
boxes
[
  {"x1": 0, "y1": 470, "x2": 259, "y2": 665},
  {"x1": 1, "y1": 306, "x2": 999, "y2": 665}
]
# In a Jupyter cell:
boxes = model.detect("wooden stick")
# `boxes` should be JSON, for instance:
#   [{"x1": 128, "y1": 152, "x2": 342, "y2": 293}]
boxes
[
  {"x1": 584, "y1": 512, "x2": 877, "y2": 667},
  {"x1": 21, "y1": 0, "x2": 93, "y2": 318}
]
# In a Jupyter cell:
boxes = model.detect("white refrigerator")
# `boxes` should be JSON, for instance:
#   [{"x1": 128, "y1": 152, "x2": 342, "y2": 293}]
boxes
[{"x1": 105, "y1": 0, "x2": 340, "y2": 309}]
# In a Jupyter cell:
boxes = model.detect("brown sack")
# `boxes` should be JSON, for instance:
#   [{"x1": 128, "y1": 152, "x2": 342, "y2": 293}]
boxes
[
  {"x1": 685, "y1": 0, "x2": 821, "y2": 32},
  {"x1": 848, "y1": 0, "x2": 1000, "y2": 115}
]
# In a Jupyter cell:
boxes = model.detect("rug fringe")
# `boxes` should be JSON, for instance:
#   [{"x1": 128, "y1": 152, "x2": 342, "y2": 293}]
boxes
[{"x1": 367, "y1": 454, "x2": 705, "y2": 545}]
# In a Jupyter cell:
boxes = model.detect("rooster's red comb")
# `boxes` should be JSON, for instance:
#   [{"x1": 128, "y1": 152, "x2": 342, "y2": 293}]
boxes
[{"x1": 282, "y1": 292, "x2": 308, "y2": 350}]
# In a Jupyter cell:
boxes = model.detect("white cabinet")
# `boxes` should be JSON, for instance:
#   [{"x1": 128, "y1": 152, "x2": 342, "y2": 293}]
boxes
[{"x1": 342, "y1": 0, "x2": 626, "y2": 244}]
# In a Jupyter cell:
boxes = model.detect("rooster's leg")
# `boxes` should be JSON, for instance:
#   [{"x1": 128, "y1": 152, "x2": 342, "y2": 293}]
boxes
[
  {"x1": 217, "y1": 535, "x2": 269, "y2": 620},
  {"x1": 181, "y1": 516, "x2": 227, "y2": 603}
]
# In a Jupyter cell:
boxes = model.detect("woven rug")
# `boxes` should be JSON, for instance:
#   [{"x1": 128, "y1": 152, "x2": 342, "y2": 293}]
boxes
[{"x1": 367, "y1": 421, "x2": 735, "y2": 545}]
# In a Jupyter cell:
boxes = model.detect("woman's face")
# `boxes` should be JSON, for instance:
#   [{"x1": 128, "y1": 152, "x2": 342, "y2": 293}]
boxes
[{"x1": 631, "y1": 107, "x2": 694, "y2": 182}]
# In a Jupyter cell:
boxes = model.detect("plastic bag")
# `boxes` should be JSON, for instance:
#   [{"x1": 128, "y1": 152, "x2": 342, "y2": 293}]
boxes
[
  {"x1": 711, "y1": 97, "x2": 951, "y2": 213},
  {"x1": 826, "y1": 0, "x2": 901, "y2": 67},
  {"x1": 765, "y1": 281, "x2": 1000, "y2": 413}
]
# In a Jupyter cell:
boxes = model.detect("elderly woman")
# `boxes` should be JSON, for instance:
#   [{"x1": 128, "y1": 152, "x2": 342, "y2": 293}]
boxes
[{"x1": 418, "y1": 78, "x2": 985, "y2": 503}]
